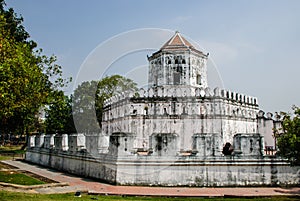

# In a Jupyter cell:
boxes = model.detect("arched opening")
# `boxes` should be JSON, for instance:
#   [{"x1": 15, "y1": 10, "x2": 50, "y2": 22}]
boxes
[
  {"x1": 144, "y1": 106, "x2": 148, "y2": 115},
  {"x1": 250, "y1": 139, "x2": 253, "y2": 152},
  {"x1": 196, "y1": 74, "x2": 202, "y2": 85},
  {"x1": 222, "y1": 142, "x2": 234, "y2": 155},
  {"x1": 182, "y1": 106, "x2": 187, "y2": 114}
]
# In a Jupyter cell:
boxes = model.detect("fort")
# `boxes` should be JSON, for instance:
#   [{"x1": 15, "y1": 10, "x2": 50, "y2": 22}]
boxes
[{"x1": 26, "y1": 32, "x2": 299, "y2": 186}]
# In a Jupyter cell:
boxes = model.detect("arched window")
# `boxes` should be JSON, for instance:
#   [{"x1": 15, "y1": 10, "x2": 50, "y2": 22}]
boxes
[
  {"x1": 196, "y1": 75, "x2": 202, "y2": 85},
  {"x1": 144, "y1": 107, "x2": 148, "y2": 115},
  {"x1": 222, "y1": 142, "x2": 233, "y2": 155},
  {"x1": 182, "y1": 59, "x2": 186, "y2": 64},
  {"x1": 168, "y1": 59, "x2": 172, "y2": 64},
  {"x1": 175, "y1": 59, "x2": 178, "y2": 64},
  {"x1": 163, "y1": 108, "x2": 168, "y2": 115}
]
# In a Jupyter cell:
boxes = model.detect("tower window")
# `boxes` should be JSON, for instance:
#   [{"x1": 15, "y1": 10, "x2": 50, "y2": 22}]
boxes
[
  {"x1": 182, "y1": 106, "x2": 187, "y2": 114},
  {"x1": 168, "y1": 60, "x2": 172, "y2": 64},
  {"x1": 171, "y1": 102, "x2": 176, "y2": 114},
  {"x1": 175, "y1": 59, "x2": 178, "y2": 64},
  {"x1": 196, "y1": 75, "x2": 202, "y2": 85},
  {"x1": 173, "y1": 72, "x2": 180, "y2": 84},
  {"x1": 144, "y1": 107, "x2": 148, "y2": 115},
  {"x1": 182, "y1": 59, "x2": 186, "y2": 64}
]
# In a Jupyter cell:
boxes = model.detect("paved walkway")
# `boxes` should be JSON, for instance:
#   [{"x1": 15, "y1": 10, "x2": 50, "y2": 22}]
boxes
[{"x1": 1, "y1": 160, "x2": 300, "y2": 197}]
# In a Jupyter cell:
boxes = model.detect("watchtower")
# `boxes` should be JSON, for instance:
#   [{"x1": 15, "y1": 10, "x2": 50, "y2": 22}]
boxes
[{"x1": 148, "y1": 31, "x2": 208, "y2": 88}]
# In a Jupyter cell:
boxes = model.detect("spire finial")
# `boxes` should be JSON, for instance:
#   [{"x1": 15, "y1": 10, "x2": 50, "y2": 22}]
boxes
[{"x1": 175, "y1": 30, "x2": 179, "y2": 34}]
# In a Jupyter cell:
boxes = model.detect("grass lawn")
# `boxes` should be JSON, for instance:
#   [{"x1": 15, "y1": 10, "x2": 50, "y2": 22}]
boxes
[
  {"x1": 0, "y1": 171, "x2": 46, "y2": 185},
  {"x1": 0, "y1": 145, "x2": 25, "y2": 160},
  {"x1": 0, "y1": 155, "x2": 13, "y2": 160},
  {"x1": 0, "y1": 191, "x2": 299, "y2": 201},
  {"x1": 0, "y1": 145, "x2": 24, "y2": 153}
]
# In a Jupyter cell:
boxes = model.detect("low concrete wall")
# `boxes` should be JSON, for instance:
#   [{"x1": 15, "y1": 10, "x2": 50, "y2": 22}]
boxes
[
  {"x1": 26, "y1": 149, "x2": 300, "y2": 187},
  {"x1": 26, "y1": 148, "x2": 117, "y2": 184},
  {"x1": 115, "y1": 156, "x2": 300, "y2": 186}
]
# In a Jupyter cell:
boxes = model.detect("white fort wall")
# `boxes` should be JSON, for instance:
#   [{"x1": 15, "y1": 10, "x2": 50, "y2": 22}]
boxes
[
  {"x1": 25, "y1": 86, "x2": 299, "y2": 186},
  {"x1": 115, "y1": 157, "x2": 299, "y2": 186},
  {"x1": 102, "y1": 87, "x2": 259, "y2": 150},
  {"x1": 26, "y1": 132, "x2": 300, "y2": 186}
]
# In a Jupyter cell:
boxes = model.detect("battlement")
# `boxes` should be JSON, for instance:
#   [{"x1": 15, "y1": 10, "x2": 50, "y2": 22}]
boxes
[{"x1": 104, "y1": 86, "x2": 258, "y2": 107}]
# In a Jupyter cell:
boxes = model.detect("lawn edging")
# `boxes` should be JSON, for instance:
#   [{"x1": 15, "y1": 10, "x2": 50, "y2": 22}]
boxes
[{"x1": 0, "y1": 181, "x2": 69, "y2": 189}]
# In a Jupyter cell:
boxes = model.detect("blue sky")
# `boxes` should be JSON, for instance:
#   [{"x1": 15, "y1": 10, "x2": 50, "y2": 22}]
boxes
[{"x1": 6, "y1": 0, "x2": 300, "y2": 112}]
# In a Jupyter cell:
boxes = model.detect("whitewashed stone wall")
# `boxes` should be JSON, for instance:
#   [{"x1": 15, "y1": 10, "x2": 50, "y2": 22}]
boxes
[
  {"x1": 148, "y1": 51, "x2": 208, "y2": 88},
  {"x1": 26, "y1": 128, "x2": 300, "y2": 187},
  {"x1": 102, "y1": 86, "x2": 259, "y2": 153},
  {"x1": 257, "y1": 111, "x2": 282, "y2": 149}
]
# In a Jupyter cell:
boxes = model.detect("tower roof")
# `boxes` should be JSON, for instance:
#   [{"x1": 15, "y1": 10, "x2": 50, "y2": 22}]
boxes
[
  {"x1": 148, "y1": 31, "x2": 207, "y2": 60},
  {"x1": 160, "y1": 31, "x2": 195, "y2": 50},
  {"x1": 159, "y1": 31, "x2": 205, "y2": 55}
]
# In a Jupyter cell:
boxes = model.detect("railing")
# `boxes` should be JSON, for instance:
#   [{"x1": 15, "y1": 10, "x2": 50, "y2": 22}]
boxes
[{"x1": 264, "y1": 146, "x2": 276, "y2": 156}]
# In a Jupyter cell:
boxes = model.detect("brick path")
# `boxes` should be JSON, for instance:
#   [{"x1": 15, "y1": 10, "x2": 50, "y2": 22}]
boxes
[{"x1": 1, "y1": 160, "x2": 300, "y2": 197}]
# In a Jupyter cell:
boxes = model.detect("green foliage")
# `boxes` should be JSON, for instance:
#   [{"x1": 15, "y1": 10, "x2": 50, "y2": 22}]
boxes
[
  {"x1": 0, "y1": 145, "x2": 24, "y2": 153},
  {"x1": 276, "y1": 106, "x2": 300, "y2": 165},
  {"x1": 0, "y1": 0, "x2": 32, "y2": 46},
  {"x1": 0, "y1": 145, "x2": 24, "y2": 160},
  {"x1": 45, "y1": 92, "x2": 76, "y2": 134},
  {"x1": 0, "y1": 171, "x2": 46, "y2": 185},
  {"x1": 0, "y1": 28, "x2": 47, "y2": 134},
  {"x1": 72, "y1": 75, "x2": 137, "y2": 133},
  {"x1": 73, "y1": 80, "x2": 99, "y2": 133},
  {"x1": 95, "y1": 75, "x2": 138, "y2": 126},
  {"x1": 0, "y1": 1, "x2": 71, "y2": 144}
]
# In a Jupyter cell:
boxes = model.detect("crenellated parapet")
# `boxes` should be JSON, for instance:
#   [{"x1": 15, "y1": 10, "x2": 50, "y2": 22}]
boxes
[
  {"x1": 29, "y1": 133, "x2": 89, "y2": 153},
  {"x1": 217, "y1": 88, "x2": 258, "y2": 105},
  {"x1": 104, "y1": 86, "x2": 259, "y2": 107},
  {"x1": 257, "y1": 110, "x2": 283, "y2": 151}
]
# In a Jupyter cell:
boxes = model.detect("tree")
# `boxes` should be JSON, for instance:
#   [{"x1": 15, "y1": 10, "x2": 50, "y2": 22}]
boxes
[
  {"x1": 0, "y1": 1, "x2": 70, "y2": 145},
  {"x1": 73, "y1": 80, "x2": 100, "y2": 133},
  {"x1": 95, "y1": 75, "x2": 138, "y2": 125},
  {"x1": 72, "y1": 75, "x2": 137, "y2": 133},
  {"x1": 276, "y1": 106, "x2": 300, "y2": 165},
  {"x1": 45, "y1": 92, "x2": 76, "y2": 134}
]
